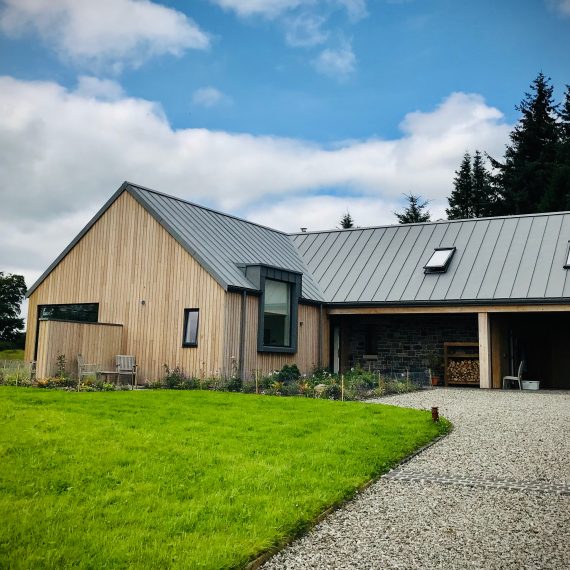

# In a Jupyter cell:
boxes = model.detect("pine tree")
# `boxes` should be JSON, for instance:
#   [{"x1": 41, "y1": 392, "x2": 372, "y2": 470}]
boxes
[
  {"x1": 471, "y1": 151, "x2": 496, "y2": 217},
  {"x1": 541, "y1": 85, "x2": 570, "y2": 211},
  {"x1": 490, "y1": 72, "x2": 559, "y2": 214},
  {"x1": 339, "y1": 211, "x2": 354, "y2": 229},
  {"x1": 446, "y1": 153, "x2": 473, "y2": 219},
  {"x1": 395, "y1": 193, "x2": 431, "y2": 224}
]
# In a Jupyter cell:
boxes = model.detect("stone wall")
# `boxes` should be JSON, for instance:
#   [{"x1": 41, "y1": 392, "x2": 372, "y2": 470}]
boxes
[{"x1": 345, "y1": 314, "x2": 478, "y2": 375}]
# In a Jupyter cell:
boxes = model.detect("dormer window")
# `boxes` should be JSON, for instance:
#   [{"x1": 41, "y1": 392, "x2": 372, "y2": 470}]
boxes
[
  {"x1": 424, "y1": 247, "x2": 456, "y2": 273},
  {"x1": 239, "y1": 264, "x2": 302, "y2": 354}
]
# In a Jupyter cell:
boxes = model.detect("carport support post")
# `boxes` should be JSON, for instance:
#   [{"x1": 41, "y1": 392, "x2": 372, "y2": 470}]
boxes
[{"x1": 478, "y1": 312, "x2": 492, "y2": 389}]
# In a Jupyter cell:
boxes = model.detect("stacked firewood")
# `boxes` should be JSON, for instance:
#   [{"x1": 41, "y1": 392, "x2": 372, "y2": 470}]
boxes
[{"x1": 448, "y1": 359, "x2": 479, "y2": 384}]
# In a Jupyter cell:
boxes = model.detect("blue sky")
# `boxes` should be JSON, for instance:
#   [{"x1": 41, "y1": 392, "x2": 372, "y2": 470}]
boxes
[{"x1": 0, "y1": 0, "x2": 569, "y2": 288}]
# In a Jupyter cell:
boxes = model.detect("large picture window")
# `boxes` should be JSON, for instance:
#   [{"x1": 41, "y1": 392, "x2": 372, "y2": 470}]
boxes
[
  {"x1": 38, "y1": 303, "x2": 98, "y2": 322},
  {"x1": 263, "y1": 279, "x2": 292, "y2": 348},
  {"x1": 183, "y1": 309, "x2": 199, "y2": 347}
]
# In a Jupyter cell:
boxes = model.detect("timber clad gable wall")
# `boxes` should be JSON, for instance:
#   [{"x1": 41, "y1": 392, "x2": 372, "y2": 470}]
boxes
[{"x1": 26, "y1": 192, "x2": 227, "y2": 381}]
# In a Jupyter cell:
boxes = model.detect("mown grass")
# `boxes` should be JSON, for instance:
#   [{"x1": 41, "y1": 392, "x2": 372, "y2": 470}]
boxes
[
  {"x1": 0, "y1": 388, "x2": 448, "y2": 569},
  {"x1": 0, "y1": 349, "x2": 24, "y2": 360}
]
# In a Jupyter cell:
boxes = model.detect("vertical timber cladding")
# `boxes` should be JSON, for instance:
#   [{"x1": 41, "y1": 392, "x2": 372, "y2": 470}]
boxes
[
  {"x1": 36, "y1": 320, "x2": 123, "y2": 379},
  {"x1": 25, "y1": 192, "x2": 226, "y2": 381},
  {"x1": 223, "y1": 292, "x2": 326, "y2": 379}
]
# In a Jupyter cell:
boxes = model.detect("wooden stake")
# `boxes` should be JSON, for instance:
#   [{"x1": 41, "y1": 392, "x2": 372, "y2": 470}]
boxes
[{"x1": 341, "y1": 374, "x2": 344, "y2": 401}]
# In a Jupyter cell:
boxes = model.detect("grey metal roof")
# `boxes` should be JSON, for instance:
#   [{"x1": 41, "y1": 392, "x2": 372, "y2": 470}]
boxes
[
  {"x1": 290, "y1": 213, "x2": 570, "y2": 304},
  {"x1": 28, "y1": 181, "x2": 570, "y2": 306},
  {"x1": 28, "y1": 182, "x2": 324, "y2": 301},
  {"x1": 128, "y1": 184, "x2": 324, "y2": 300}
]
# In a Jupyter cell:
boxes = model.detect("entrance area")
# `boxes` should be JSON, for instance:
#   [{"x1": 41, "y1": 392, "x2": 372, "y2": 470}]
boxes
[{"x1": 490, "y1": 312, "x2": 570, "y2": 389}]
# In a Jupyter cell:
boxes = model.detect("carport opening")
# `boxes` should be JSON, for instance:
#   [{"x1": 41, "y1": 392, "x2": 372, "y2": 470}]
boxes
[{"x1": 491, "y1": 312, "x2": 570, "y2": 390}]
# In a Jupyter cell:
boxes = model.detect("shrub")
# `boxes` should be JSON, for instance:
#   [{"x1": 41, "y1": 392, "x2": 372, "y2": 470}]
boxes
[
  {"x1": 162, "y1": 365, "x2": 198, "y2": 390},
  {"x1": 277, "y1": 364, "x2": 300, "y2": 383},
  {"x1": 226, "y1": 376, "x2": 242, "y2": 392}
]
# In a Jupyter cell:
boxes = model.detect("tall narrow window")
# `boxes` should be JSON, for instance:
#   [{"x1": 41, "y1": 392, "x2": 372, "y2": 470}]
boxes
[
  {"x1": 183, "y1": 309, "x2": 199, "y2": 347},
  {"x1": 263, "y1": 279, "x2": 291, "y2": 348}
]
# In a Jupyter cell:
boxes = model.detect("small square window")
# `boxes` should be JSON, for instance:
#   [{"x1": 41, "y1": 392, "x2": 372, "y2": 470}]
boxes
[
  {"x1": 183, "y1": 309, "x2": 199, "y2": 347},
  {"x1": 424, "y1": 247, "x2": 456, "y2": 273}
]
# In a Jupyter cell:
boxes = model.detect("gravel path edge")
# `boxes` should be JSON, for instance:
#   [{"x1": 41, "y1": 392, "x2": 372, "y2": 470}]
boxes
[{"x1": 246, "y1": 419, "x2": 451, "y2": 570}]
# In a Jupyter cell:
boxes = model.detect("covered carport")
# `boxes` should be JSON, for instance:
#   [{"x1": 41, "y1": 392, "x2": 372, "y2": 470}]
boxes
[{"x1": 490, "y1": 309, "x2": 570, "y2": 389}]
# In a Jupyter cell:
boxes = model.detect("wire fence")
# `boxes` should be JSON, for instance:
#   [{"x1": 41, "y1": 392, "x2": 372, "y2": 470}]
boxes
[{"x1": 0, "y1": 360, "x2": 35, "y2": 385}]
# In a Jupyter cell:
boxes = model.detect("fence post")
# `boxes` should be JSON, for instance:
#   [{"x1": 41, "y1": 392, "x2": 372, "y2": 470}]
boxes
[{"x1": 341, "y1": 374, "x2": 344, "y2": 401}]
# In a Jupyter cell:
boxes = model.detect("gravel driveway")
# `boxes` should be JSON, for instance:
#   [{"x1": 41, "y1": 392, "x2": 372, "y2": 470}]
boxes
[{"x1": 263, "y1": 389, "x2": 570, "y2": 569}]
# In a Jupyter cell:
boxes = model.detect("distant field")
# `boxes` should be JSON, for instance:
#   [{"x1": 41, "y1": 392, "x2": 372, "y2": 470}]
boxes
[
  {"x1": 0, "y1": 349, "x2": 24, "y2": 360},
  {"x1": 0, "y1": 388, "x2": 448, "y2": 568}
]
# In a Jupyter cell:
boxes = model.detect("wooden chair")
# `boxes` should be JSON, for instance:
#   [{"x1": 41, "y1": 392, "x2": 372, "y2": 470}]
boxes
[
  {"x1": 116, "y1": 355, "x2": 137, "y2": 389},
  {"x1": 77, "y1": 354, "x2": 100, "y2": 390},
  {"x1": 503, "y1": 360, "x2": 524, "y2": 390}
]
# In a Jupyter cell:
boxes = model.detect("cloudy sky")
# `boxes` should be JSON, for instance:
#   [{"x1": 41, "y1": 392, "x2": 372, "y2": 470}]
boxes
[{"x1": 1, "y1": 0, "x2": 570, "y2": 292}]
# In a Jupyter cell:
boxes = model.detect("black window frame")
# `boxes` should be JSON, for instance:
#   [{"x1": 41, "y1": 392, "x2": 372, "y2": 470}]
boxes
[
  {"x1": 37, "y1": 302, "x2": 99, "y2": 323},
  {"x1": 35, "y1": 303, "x2": 99, "y2": 360},
  {"x1": 239, "y1": 265, "x2": 301, "y2": 354},
  {"x1": 424, "y1": 247, "x2": 456, "y2": 274},
  {"x1": 182, "y1": 308, "x2": 200, "y2": 347}
]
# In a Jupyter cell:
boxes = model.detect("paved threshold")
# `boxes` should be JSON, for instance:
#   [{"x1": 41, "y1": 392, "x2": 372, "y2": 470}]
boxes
[{"x1": 383, "y1": 469, "x2": 570, "y2": 495}]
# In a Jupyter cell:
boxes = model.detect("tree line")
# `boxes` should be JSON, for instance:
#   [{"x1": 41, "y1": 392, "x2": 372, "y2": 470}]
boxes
[{"x1": 339, "y1": 73, "x2": 570, "y2": 226}]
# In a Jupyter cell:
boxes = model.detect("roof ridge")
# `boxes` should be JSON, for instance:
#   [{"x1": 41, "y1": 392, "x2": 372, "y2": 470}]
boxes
[
  {"x1": 288, "y1": 210, "x2": 570, "y2": 236},
  {"x1": 125, "y1": 181, "x2": 288, "y2": 236}
]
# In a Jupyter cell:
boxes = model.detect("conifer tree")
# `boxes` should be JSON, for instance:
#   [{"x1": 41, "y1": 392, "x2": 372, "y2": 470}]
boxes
[
  {"x1": 395, "y1": 193, "x2": 431, "y2": 224},
  {"x1": 339, "y1": 211, "x2": 355, "y2": 229},
  {"x1": 446, "y1": 153, "x2": 473, "y2": 219},
  {"x1": 471, "y1": 150, "x2": 496, "y2": 217},
  {"x1": 489, "y1": 72, "x2": 559, "y2": 214},
  {"x1": 541, "y1": 85, "x2": 570, "y2": 211}
]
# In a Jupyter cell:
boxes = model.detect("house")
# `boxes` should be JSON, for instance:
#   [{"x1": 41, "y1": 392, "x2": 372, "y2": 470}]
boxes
[{"x1": 26, "y1": 182, "x2": 570, "y2": 389}]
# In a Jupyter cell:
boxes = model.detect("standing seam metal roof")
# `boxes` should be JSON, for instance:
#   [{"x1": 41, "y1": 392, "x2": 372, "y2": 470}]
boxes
[
  {"x1": 290, "y1": 213, "x2": 570, "y2": 303},
  {"x1": 27, "y1": 182, "x2": 570, "y2": 305}
]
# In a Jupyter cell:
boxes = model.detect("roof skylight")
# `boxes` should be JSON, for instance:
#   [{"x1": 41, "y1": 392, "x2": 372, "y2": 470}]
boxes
[
  {"x1": 424, "y1": 247, "x2": 456, "y2": 273},
  {"x1": 565, "y1": 242, "x2": 570, "y2": 268}
]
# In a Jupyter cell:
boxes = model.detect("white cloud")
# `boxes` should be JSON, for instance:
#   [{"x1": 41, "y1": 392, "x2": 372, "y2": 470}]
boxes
[
  {"x1": 313, "y1": 41, "x2": 356, "y2": 78},
  {"x1": 284, "y1": 13, "x2": 329, "y2": 47},
  {"x1": 210, "y1": 0, "x2": 314, "y2": 19},
  {"x1": 335, "y1": 0, "x2": 367, "y2": 21},
  {"x1": 0, "y1": 0, "x2": 210, "y2": 70},
  {"x1": 546, "y1": 0, "x2": 570, "y2": 16},
  {"x1": 245, "y1": 195, "x2": 402, "y2": 232},
  {"x1": 0, "y1": 76, "x2": 511, "y2": 290},
  {"x1": 210, "y1": 0, "x2": 365, "y2": 76},
  {"x1": 192, "y1": 87, "x2": 231, "y2": 108},
  {"x1": 75, "y1": 76, "x2": 125, "y2": 100}
]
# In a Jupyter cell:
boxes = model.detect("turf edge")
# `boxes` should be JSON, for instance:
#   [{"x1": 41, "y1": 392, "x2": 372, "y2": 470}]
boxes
[{"x1": 246, "y1": 423, "x2": 452, "y2": 569}]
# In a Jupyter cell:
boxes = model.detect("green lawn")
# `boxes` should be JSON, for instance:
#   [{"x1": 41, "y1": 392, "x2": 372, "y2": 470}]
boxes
[
  {"x1": 0, "y1": 349, "x2": 24, "y2": 360},
  {"x1": 0, "y1": 388, "x2": 448, "y2": 569}
]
